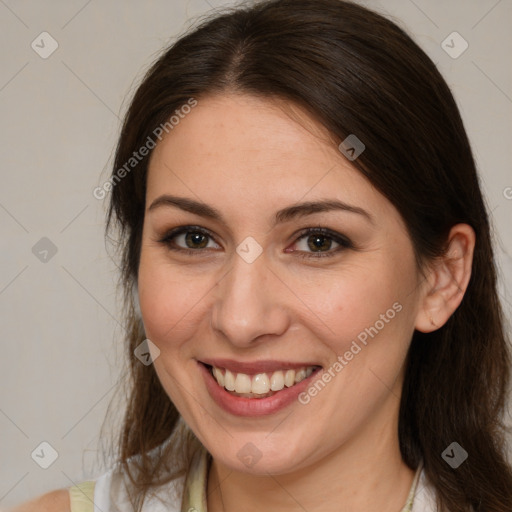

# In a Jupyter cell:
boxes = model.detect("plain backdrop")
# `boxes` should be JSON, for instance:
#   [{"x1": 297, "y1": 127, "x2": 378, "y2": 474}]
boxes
[{"x1": 1, "y1": 0, "x2": 511, "y2": 508}]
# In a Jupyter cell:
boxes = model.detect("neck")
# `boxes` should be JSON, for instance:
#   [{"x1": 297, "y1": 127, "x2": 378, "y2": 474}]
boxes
[{"x1": 206, "y1": 397, "x2": 415, "y2": 512}]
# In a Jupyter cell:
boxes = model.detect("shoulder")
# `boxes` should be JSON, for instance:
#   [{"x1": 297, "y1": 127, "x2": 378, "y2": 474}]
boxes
[{"x1": 9, "y1": 488, "x2": 70, "y2": 512}]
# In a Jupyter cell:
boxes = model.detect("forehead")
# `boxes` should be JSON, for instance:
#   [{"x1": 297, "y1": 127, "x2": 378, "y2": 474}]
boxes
[{"x1": 145, "y1": 93, "x2": 393, "y2": 222}]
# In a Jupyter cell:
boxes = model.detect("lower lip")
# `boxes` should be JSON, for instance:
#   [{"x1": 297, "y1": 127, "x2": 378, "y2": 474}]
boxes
[{"x1": 198, "y1": 362, "x2": 321, "y2": 417}]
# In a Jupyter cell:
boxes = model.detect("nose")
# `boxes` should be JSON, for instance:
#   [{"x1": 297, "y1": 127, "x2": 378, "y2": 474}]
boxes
[{"x1": 210, "y1": 250, "x2": 290, "y2": 347}]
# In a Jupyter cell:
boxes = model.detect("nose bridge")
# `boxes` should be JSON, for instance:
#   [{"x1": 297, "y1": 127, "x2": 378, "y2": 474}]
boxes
[{"x1": 211, "y1": 251, "x2": 289, "y2": 346}]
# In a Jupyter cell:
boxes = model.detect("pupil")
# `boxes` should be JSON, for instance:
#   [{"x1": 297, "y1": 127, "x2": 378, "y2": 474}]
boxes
[
  {"x1": 186, "y1": 232, "x2": 208, "y2": 248},
  {"x1": 308, "y1": 235, "x2": 331, "y2": 252}
]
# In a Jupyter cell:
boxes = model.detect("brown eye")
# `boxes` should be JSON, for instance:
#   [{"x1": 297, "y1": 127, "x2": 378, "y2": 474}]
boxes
[
  {"x1": 158, "y1": 226, "x2": 221, "y2": 253},
  {"x1": 184, "y1": 231, "x2": 209, "y2": 249},
  {"x1": 306, "y1": 234, "x2": 335, "y2": 252},
  {"x1": 291, "y1": 228, "x2": 353, "y2": 259}
]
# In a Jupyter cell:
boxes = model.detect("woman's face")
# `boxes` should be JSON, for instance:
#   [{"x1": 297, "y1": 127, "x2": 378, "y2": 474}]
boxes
[{"x1": 138, "y1": 93, "x2": 427, "y2": 475}]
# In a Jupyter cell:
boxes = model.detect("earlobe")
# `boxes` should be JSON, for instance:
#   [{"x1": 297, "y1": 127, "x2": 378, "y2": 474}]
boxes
[{"x1": 414, "y1": 224, "x2": 475, "y2": 333}]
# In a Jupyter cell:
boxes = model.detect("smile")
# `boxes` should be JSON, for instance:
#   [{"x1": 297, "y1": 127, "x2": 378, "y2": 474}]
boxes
[
  {"x1": 208, "y1": 365, "x2": 319, "y2": 398},
  {"x1": 198, "y1": 359, "x2": 323, "y2": 416}
]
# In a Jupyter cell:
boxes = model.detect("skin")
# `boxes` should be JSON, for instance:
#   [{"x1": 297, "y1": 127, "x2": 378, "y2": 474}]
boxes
[{"x1": 137, "y1": 93, "x2": 475, "y2": 512}]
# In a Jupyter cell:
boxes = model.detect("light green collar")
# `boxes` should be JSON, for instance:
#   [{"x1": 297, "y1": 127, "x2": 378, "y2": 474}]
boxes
[{"x1": 181, "y1": 447, "x2": 423, "y2": 512}]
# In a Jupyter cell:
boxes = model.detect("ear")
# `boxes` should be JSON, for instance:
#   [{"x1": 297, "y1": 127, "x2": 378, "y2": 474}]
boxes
[{"x1": 415, "y1": 224, "x2": 475, "y2": 333}]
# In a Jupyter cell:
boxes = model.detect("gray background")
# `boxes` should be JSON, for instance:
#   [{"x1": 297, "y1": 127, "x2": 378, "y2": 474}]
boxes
[{"x1": 1, "y1": 0, "x2": 511, "y2": 508}]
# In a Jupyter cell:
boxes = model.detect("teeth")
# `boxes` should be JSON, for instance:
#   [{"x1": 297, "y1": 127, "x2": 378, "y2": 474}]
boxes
[
  {"x1": 210, "y1": 365, "x2": 318, "y2": 396},
  {"x1": 270, "y1": 370, "x2": 284, "y2": 391},
  {"x1": 212, "y1": 367, "x2": 224, "y2": 387},
  {"x1": 251, "y1": 373, "x2": 270, "y2": 394},
  {"x1": 284, "y1": 369, "x2": 295, "y2": 387},
  {"x1": 294, "y1": 368, "x2": 307, "y2": 383},
  {"x1": 235, "y1": 373, "x2": 252, "y2": 393},
  {"x1": 224, "y1": 369, "x2": 236, "y2": 391}
]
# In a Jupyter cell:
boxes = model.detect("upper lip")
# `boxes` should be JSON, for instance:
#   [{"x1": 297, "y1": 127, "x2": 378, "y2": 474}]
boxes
[{"x1": 199, "y1": 358, "x2": 321, "y2": 374}]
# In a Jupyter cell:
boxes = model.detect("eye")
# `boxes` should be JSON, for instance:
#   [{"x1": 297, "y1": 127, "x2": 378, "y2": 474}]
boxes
[
  {"x1": 289, "y1": 228, "x2": 353, "y2": 259},
  {"x1": 158, "y1": 226, "x2": 220, "y2": 254},
  {"x1": 157, "y1": 225, "x2": 353, "y2": 259}
]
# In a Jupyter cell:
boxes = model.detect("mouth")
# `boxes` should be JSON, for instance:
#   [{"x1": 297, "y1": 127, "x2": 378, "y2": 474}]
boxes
[{"x1": 200, "y1": 362, "x2": 322, "y2": 399}]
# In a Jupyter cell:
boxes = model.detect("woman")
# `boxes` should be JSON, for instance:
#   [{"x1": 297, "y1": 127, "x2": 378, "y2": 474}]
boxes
[{"x1": 15, "y1": 0, "x2": 512, "y2": 511}]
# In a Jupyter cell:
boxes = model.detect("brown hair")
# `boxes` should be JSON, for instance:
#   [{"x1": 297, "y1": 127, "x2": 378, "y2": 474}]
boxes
[{"x1": 102, "y1": 0, "x2": 512, "y2": 510}]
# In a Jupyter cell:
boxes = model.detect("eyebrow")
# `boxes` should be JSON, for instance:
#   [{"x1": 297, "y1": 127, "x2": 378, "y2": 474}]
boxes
[{"x1": 148, "y1": 195, "x2": 374, "y2": 226}]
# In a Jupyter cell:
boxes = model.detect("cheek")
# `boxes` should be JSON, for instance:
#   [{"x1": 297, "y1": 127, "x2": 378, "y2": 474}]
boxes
[
  {"x1": 136, "y1": 249, "x2": 208, "y2": 410},
  {"x1": 310, "y1": 258, "x2": 418, "y2": 378},
  {"x1": 137, "y1": 248, "x2": 206, "y2": 347}
]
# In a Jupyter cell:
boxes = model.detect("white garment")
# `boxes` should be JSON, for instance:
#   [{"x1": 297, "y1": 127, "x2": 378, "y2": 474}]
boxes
[
  {"x1": 411, "y1": 469, "x2": 438, "y2": 512},
  {"x1": 92, "y1": 460, "x2": 438, "y2": 512},
  {"x1": 93, "y1": 466, "x2": 185, "y2": 512}
]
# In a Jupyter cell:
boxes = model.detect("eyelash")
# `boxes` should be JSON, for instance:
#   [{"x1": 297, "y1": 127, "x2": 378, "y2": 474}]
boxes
[
  {"x1": 290, "y1": 227, "x2": 353, "y2": 259},
  {"x1": 157, "y1": 225, "x2": 353, "y2": 259}
]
